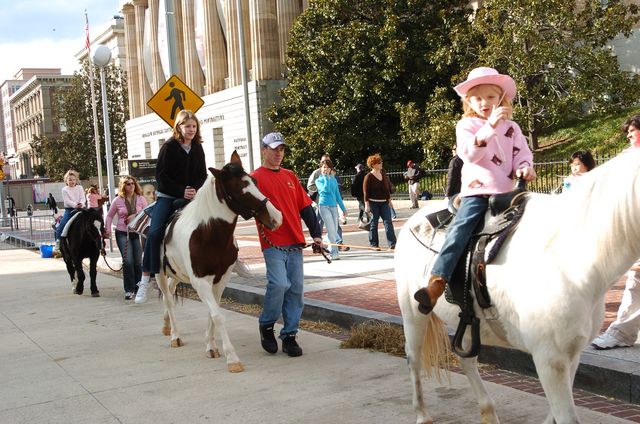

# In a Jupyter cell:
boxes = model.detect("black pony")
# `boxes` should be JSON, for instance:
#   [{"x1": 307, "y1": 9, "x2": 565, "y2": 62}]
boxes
[{"x1": 60, "y1": 208, "x2": 105, "y2": 297}]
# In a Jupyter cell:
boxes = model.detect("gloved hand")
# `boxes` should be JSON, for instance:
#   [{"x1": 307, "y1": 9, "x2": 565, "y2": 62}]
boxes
[{"x1": 311, "y1": 237, "x2": 324, "y2": 254}]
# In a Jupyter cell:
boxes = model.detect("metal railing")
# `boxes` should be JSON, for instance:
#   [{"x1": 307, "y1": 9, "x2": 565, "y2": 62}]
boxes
[
  {"x1": 300, "y1": 151, "x2": 621, "y2": 200},
  {"x1": 0, "y1": 214, "x2": 56, "y2": 250}
]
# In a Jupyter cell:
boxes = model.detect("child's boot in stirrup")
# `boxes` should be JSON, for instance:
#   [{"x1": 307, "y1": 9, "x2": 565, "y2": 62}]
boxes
[{"x1": 413, "y1": 275, "x2": 446, "y2": 315}]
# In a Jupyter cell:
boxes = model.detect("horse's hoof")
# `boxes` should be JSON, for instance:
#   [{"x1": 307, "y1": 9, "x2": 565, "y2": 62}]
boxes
[
  {"x1": 162, "y1": 326, "x2": 171, "y2": 336},
  {"x1": 227, "y1": 362, "x2": 244, "y2": 373},
  {"x1": 170, "y1": 338, "x2": 183, "y2": 348},
  {"x1": 91, "y1": 292, "x2": 100, "y2": 297},
  {"x1": 206, "y1": 349, "x2": 221, "y2": 358}
]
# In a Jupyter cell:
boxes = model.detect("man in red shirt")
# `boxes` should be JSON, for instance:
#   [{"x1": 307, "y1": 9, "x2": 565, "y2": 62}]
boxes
[{"x1": 252, "y1": 132, "x2": 323, "y2": 357}]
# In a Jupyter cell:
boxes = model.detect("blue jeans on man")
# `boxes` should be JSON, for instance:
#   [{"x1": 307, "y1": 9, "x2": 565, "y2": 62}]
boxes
[
  {"x1": 431, "y1": 195, "x2": 488, "y2": 282},
  {"x1": 142, "y1": 196, "x2": 175, "y2": 274},
  {"x1": 115, "y1": 230, "x2": 143, "y2": 293},
  {"x1": 259, "y1": 246, "x2": 305, "y2": 338}
]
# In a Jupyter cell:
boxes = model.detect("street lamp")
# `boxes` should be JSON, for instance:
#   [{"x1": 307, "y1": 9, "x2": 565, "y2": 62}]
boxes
[{"x1": 91, "y1": 45, "x2": 116, "y2": 202}]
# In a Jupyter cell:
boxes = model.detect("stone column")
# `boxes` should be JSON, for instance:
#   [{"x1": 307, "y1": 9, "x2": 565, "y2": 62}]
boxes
[
  {"x1": 122, "y1": 4, "x2": 141, "y2": 118},
  {"x1": 173, "y1": 0, "x2": 187, "y2": 81},
  {"x1": 181, "y1": 0, "x2": 205, "y2": 95},
  {"x1": 225, "y1": 0, "x2": 241, "y2": 87},
  {"x1": 250, "y1": 0, "x2": 280, "y2": 81},
  {"x1": 148, "y1": 0, "x2": 166, "y2": 91},
  {"x1": 132, "y1": 0, "x2": 153, "y2": 114},
  {"x1": 202, "y1": 0, "x2": 228, "y2": 93},
  {"x1": 276, "y1": 0, "x2": 301, "y2": 65}
]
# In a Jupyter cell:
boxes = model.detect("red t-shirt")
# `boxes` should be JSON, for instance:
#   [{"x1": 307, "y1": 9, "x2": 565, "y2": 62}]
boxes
[{"x1": 252, "y1": 166, "x2": 312, "y2": 249}]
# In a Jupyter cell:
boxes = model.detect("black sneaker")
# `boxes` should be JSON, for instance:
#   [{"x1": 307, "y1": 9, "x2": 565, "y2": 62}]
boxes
[
  {"x1": 259, "y1": 324, "x2": 278, "y2": 354},
  {"x1": 282, "y1": 334, "x2": 303, "y2": 357}
]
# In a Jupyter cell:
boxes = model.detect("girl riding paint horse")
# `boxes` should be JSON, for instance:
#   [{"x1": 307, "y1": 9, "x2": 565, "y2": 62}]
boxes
[
  {"x1": 395, "y1": 148, "x2": 640, "y2": 424},
  {"x1": 155, "y1": 151, "x2": 282, "y2": 373}
]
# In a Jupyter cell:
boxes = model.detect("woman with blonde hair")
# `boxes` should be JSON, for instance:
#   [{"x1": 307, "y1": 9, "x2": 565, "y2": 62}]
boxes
[
  {"x1": 104, "y1": 176, "x2": 148, "y2": 300},
  {"x1": 54, "y1": 169, "x2": 85, "y2": 250},
  {"x1": 136, "y1": 109, "x2": 207, "y2": 303}
]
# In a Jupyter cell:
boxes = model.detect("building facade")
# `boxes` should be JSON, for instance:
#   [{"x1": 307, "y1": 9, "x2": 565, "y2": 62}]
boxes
[
  {"x1": 10, "y1": 73, "x2": 73, "y2": 178},
  {"x1": 120, "y1": 0, "x2": 309, "y2": 170}
]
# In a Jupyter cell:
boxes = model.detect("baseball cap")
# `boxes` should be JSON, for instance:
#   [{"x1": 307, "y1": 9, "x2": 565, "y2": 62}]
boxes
[
  {"x1": 261, "y1": 132, "x2": 286, "y2": 149},
  {"x1": 355, "y1": 163, "x2": 364, "y2": 171}
]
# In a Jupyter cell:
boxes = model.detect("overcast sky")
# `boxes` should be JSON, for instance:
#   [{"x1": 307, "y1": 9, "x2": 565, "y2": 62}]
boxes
[{"x1": 0, "y1": 0, "x2": 120, "y2": 82}]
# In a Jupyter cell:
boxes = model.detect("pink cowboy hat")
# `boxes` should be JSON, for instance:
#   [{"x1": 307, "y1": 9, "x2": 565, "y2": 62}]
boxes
[{"x1": 454, "y1": 67, "x2": 517, "y2": 101}]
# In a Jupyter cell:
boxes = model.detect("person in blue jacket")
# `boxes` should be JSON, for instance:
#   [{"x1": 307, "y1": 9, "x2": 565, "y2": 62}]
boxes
[{"x1": 315, "y1": 158, "x2": 348, "y2": 260}]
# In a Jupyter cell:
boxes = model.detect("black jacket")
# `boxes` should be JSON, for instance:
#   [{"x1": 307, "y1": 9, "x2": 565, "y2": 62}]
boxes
[
  {"x1": 156, "y1": 138, "x2": 207, "y2": 198},
  {"x1": 445, "y1": 155, "x2": 463, "y2": 198},
  {"x1": 350, "y1": 170, "x2": 366, "y2": 200}
]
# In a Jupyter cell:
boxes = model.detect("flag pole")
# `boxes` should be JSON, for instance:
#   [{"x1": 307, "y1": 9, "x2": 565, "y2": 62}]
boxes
[{"x1": 86, "y1": 10, "x2": 104, "y2": 194}]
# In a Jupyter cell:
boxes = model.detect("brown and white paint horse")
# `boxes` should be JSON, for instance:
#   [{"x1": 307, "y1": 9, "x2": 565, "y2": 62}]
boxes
[{"x1": 157, "y1": 151, "x2": 282, "y2": 372}]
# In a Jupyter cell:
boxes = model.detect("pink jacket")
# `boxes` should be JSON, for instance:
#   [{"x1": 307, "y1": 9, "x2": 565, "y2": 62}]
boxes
[
  {"x1": 456, "y1": 117, "x2": 533, "y2": 197},
  {"x1": 105, "y1": 195, "x2": 148, "y2": 232}
]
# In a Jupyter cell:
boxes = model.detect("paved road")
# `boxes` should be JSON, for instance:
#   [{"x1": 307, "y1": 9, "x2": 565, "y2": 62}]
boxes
[{"x1": 0, "y1": 248, "x2": 631, "y2": 423}]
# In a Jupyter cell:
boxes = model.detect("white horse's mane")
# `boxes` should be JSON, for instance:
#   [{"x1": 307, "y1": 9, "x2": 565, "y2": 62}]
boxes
[
  {"x1": 179, "y1": 173, "x2": 236, "y2": 225},
  {"x1": 518, "y1": 148, "x2": 640, "y2": 289}
]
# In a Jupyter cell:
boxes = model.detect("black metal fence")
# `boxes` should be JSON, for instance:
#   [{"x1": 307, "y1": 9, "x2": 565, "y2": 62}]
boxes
[{"x1": 301, "y1": 150, "x2": 621, "y2": 200}]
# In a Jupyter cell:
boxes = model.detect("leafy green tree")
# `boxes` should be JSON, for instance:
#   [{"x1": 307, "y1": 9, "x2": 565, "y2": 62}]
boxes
[
  {"x1": 467, "y1": 0, "x2": 640, "y2": 149},
  {"x1": 31, "y1": 61, "x2": 128, "y2": 181},
  {"x1": 270, "y1": 0, "x2": 473, "y2": 174}
]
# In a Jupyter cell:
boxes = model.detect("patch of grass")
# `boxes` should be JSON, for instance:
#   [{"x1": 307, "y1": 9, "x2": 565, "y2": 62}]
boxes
[
  {"x1": 340, "y1": 321, "x2": 406, "y2": 357},
  {"x1": 536, "y1": 107, "x2": 640, "y2": 160}
]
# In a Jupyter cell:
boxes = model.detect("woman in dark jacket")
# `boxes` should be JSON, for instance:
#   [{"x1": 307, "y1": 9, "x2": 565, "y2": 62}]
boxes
[{"x1": 135, "y1": 109, "x2": 207, "y2": 303}]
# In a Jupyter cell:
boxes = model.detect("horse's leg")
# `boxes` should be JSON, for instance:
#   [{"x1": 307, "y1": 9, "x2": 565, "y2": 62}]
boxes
[
  {"x1": 157, "y1": 273, "x2": 181, "y2": 346},
  {"x1": 203, "y1": 281, "x2": 226, "y2": 359},
  {"x1": 192, "y1": 277, "x2": 243, "y2": 373},
  {"x1": 532, "y1": 352, "x2": 580, "y2": 424},
  {"x1": 89, "y1": 255, "x2": 99, "y2": 297},
  {"x1": 402, "y1": 309, "x2": 433, "y2": 424},
  {"x1": 459, "y1": 356, "x2": 499, "y2": 424},
  {"x1": 74, "y1": 257, "x2": 85, "y2": 295}
]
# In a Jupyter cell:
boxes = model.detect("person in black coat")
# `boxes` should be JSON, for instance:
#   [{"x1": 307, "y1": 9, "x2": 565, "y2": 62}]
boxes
[
  {"x1": 445, "y1": 146, "x2": 463, "y2": 199},
  {"x1": 136, "y1": 110, "x2": 207, "y2": 304},
  {"x1": 46, "y1": 193, "x2": 58, "y2": 215},
  {"x1": 350, "y1": 163, "x2": 366, "y2": 222}
]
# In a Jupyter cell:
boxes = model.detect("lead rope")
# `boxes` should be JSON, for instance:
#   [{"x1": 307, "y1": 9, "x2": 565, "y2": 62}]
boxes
[
  {"x1": 101, "y1": 229, "x2": 127, "y2": 273},
  {"x1": 257, "y1": 223, "x2": 332, "y2": 263}
]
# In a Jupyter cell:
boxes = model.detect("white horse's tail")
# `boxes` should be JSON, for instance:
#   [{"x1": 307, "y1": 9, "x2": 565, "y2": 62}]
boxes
[{"x1": 422, "y1": 313, "x2": 452, "y2": 384}]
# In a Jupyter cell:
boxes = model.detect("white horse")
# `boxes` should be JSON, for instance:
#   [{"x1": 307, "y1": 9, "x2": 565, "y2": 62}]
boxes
[
  {"x1": 157, "y1": 151, "x2": 282, "y2": 373},
  {"x1": 395, "y1": 148, "x2": 640, "y2": 423}
]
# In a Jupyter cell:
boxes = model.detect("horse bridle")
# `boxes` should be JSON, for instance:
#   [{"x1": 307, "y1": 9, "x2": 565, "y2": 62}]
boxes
[{"x1": 218, "y1": 176, "x2": 270, "y2": 220}]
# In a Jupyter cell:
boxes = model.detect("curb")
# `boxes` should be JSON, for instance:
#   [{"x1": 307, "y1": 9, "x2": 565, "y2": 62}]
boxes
[{"x1": 223, "y1": 281, "x2": 640, "y2": 405}]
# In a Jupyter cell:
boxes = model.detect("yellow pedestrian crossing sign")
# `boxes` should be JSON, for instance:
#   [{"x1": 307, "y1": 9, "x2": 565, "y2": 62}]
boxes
[{"x1": 147, "y1": 75, "x2": 204, "y2": 128}]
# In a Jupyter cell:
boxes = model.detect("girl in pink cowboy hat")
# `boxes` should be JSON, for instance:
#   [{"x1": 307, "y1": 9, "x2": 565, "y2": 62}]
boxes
[{"x1": 414, "y1": 67, "x2": 537, "y2": 314}]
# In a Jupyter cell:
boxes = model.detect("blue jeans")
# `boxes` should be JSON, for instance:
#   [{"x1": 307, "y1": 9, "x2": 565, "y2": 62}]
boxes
[
  {"x1": 318, "y1": 205, "x2": 339, "y2": 257},
  {"x1": 432, "y1": 196, "x2": 488, "y2": 282},
  {"x1": 260, "y1": 246, "x2": 305, "y2": 338},
  {"x1": 316, "y1": 205, "x2": 343, "y2": 243},
  {"x1": 142, "y1": 197, "x2": 175, "y2": 274},
  {"x1": 56, "y1": 207, "x2": 79, "y2": 240},
  {"x1": 368, "y1": 201, "x2": 396, "y2": 248},
  {"x1": 116, "y1": 230, "x2": 143, "y2": 293}
]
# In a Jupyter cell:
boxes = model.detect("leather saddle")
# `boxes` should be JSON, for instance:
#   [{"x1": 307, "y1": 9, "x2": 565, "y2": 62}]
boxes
[{"x1": 424, "y1": 179, "x2": 529, "y2": 357}]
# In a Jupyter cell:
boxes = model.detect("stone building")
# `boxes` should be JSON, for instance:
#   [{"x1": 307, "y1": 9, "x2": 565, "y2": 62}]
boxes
[
  {"x1": 120, "y1": 0, "x2": 309, "y2": 171},
  {"x1": 10, "y1": 72, "x2": 73, "y2": 178}
]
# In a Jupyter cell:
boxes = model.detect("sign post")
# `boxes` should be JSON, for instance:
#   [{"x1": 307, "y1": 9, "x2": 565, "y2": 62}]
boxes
[{"x1": 147, "y1": 75, "x2": 204, "y2": 128}]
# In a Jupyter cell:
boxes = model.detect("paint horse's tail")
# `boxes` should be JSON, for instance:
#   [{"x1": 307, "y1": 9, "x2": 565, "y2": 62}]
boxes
[{"x1": 422, "y1": 313, "x2": 452, "y2": 383}]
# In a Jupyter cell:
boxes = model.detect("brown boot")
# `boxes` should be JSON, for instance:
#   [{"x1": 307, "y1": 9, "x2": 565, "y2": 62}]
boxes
[{"x1": 414, "y1": 275, "x2": 446, "y2": 315}]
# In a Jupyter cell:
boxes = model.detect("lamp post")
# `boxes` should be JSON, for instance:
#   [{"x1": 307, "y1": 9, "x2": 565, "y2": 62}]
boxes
[{"x1": 91, "y1": 45, "x2": 116, "y2": 203}]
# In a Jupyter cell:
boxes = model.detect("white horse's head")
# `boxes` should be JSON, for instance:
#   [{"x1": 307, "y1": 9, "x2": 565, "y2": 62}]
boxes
[{"x1": 208, "y1": 151, "x2": 282, "y2": 230}]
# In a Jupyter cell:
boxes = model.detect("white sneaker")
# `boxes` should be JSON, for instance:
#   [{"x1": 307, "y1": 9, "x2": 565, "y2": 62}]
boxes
[
  {"x1": 591, "y1": 332, "x2": 632, "y2": 350},
  {"x1": 134, "y1": 281, "x2": 149, "y2": 304}
]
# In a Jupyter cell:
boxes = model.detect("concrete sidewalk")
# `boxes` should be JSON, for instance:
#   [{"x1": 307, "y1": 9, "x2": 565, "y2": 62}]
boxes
[{"x1": 0, "y1": 249, "x2": 633, "y2": 423}]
